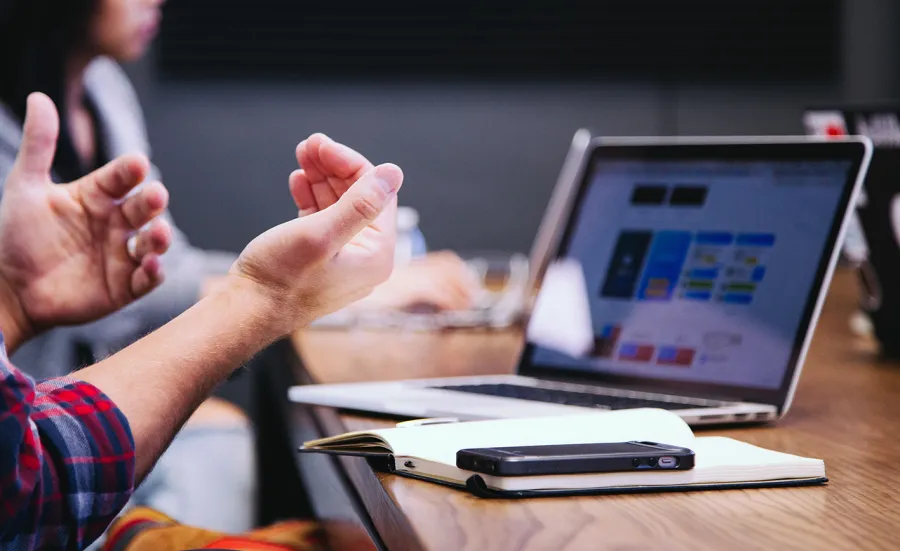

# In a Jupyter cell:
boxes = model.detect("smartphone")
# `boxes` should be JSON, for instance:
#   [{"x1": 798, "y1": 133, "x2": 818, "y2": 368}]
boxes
[{"x1": 456, "y1": 441, "x2": 695, "y2": 476}]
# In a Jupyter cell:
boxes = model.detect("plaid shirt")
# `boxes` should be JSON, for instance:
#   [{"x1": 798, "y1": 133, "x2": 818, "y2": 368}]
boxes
[{"x1": 0, "y1": 333, "x2": 135, "y2": 550}]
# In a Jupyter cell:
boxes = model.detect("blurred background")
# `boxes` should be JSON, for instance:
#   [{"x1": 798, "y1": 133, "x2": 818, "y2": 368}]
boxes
[{"x1": 125, "y1": 0, "x2": 899, "y2": 255}]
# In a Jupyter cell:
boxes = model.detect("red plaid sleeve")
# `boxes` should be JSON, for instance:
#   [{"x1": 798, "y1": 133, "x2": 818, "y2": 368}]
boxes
[{"x1": 0, "y1": 333, "x2": 135, "y2": 550}]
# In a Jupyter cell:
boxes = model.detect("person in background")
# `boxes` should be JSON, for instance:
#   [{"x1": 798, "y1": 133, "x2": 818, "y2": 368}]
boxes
[
  {"x1": 0, "y1": 0, "x2": 478, "y2": 533},
  {"x1": 0, "y1": 90, "x2": 402, "y2": 550}
]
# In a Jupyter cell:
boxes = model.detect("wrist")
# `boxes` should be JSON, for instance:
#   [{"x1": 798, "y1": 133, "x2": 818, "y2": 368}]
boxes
[
  {"x1": 206, "y1": 274, "x2": 309, "y2": 341},
  {"x1": 0, "y1": 273, "x2": 33, "y2": 354}
]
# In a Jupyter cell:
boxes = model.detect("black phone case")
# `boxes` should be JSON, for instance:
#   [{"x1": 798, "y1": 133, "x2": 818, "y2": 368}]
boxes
[{"x1": 457, "y1": 444, "x2": 695, "y2": 476}]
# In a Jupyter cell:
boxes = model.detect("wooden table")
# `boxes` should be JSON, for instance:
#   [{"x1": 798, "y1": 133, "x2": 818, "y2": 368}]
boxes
[{"x1": 290, "y1": 269, "x2": 900, "y2": 551}]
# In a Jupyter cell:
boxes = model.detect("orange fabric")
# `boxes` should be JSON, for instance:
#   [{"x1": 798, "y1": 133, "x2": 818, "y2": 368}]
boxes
[{"x1": 102, "y1": 507, "x2": 326, "y2": 551}]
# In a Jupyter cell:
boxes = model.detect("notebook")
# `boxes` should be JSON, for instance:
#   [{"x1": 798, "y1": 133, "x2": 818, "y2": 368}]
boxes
[{"x1": 299, "y1": 409, "x2": 826, "y2": 498}]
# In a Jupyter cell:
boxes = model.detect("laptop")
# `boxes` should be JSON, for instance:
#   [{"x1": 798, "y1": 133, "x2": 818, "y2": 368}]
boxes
[
  {"x1": 290, "y1": 136, "x2": 873, "y2": 425},
  {"x1": 804, "y1": 106, "x2": 900, "y2": 357}
]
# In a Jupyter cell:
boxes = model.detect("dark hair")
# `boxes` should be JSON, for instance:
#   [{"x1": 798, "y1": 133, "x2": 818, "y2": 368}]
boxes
[{"x1": 0, "y1": 0, "x2": 98, "y2": 182}]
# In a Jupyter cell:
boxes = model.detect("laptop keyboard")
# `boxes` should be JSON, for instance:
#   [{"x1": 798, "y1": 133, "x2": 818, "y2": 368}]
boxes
[{"x1": 433, "y1": 383, "x2": 713, "y2": 411}]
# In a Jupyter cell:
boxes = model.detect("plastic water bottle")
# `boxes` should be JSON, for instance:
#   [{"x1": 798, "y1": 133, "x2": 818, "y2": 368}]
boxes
[
  {"x1": 395, "y1": 206, "x2": 427, "y2": 265},
  {"x1": 841, "y1": 212, "x2": 868, "y2": 265},
  {"x1": 839, "y1": 211, "x2": 874, "y2": 338}
]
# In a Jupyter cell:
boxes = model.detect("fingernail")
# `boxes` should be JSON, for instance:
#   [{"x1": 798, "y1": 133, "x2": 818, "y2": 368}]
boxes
[
  {"x1": 372, "y1": 164, "x2": 403, "y2": 195},
  {"x1": 373, "y1": 176, "x2": 394, "y2": 195},
  {"x1": 127, "y1": 235, "x2": 138, "y2": 260}
]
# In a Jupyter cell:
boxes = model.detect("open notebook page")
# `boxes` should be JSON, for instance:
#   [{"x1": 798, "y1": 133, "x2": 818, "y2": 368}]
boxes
[
  {"x1": 305, "y1": 409, "x2": 695, "y2": 465},
  {"x1": 303, "y1": 410, "x2": 824, "y2": 492}
]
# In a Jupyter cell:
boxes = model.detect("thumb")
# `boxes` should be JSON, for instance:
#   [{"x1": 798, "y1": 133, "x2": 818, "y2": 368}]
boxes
[
  {"x1": 12, "y1": 93, "x2": 59, "y2": 180},
  {"x1": 319, "y1": 163, "x2": 403, "y2": 248}
]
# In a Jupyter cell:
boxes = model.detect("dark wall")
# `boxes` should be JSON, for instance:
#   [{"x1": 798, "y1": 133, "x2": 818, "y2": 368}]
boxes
[
  {"x1": 156, "y1": 1, "x2": 840, "y2": 83},
  {"x1": 126, "y1": 0, "x2": 898, "y2": 255}
]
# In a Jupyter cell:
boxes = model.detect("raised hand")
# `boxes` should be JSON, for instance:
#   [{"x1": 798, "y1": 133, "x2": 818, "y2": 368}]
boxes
[
  {"x1": 0, "y1": 93, "x2": 172, "y2": 350},
  {"x1": 290, "y1": 135, "x2": 480, "y2": 314},
  {"x1": 288, "y1": 133, "x2": 375, "y2": 217},
  {"x1": 72, "y1": 136, "x2": 402, "y2": 487},
  {"x1": 228, "y1": 135, "x2": 403, "y2": 332}
]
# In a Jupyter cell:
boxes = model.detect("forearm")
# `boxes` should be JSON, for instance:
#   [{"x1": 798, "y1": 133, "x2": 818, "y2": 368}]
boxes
[{"x1": 75, "y1": 279, "x2": 288, "y2": 478}]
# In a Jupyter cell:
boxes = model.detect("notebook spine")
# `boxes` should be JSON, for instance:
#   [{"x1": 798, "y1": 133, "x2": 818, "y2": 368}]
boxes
[{"x1": 463, "y1": 475, "x2": 829, "y2": 499}]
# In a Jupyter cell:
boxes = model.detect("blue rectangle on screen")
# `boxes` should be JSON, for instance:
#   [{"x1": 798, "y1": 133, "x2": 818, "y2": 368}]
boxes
[
  {"x1": 736, "y1": 233, "x2": 776, "y2": 247},
  {"x1": 657, "y1": 347, "x2": 678, "y2": 362},
  {"x1": 688, "y1": 268, "x2": 719, "y2": 280},
  {"x1": 683, "y1": 291, "x2": 712, "y2": 301},
  {"x1": 694, "y1": 232, "x2": 733, "y2": 245},
  {"x1": 618, "y1": 343, "x2": 638, "y2": 357},
  {"x1": 721, "y1": 293, "x2": 754, "y2": 305},
  {"x1": 636, "y1": 231, "x2": 692, "y2": 301},
  {"x1": 751, "y1": 266, "x2": 767, "y2": 282},
  {"x1": 600, "y1": 231, "x2": 653, "y2": 299}
]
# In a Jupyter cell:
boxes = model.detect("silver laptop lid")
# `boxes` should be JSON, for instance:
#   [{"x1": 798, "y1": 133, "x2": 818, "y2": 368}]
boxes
[
  {"x1": 518, "y1": 136, "x2": 872, "y2": 409},
  {"x1": 526, "y1": 128, "x2": 593, "y2": 292}
]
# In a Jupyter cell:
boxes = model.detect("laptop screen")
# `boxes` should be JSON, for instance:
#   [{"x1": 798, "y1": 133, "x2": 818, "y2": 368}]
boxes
[{"x1": 523, "y1": 141, "x2": 866, "y2": 405}]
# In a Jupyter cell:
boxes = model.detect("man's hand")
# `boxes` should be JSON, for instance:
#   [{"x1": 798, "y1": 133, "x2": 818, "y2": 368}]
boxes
[
  {"x1": 228, "y1": 133, "x2": 403, "y2": 333},
  {"x1": 0, "y1": 93, "x2": 172, "y2": 351},
  {"x1": 76, "y1": 134, "x2": 402, "y2": 479},
  {"x1": 288, "y1": 133, "x2": 375, "y2": 217},
  {"x1": 289, "y1": 135, "x2": 479, "y2": 314}
]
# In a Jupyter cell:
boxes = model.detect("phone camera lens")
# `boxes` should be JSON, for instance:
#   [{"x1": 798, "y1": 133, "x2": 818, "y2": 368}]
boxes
[
  {"x1": 647, "y1": 457, "x2": 658, "y2": 467},
  {"x1": 632, "y1": 458, "x2": 640, "y2": 467}
]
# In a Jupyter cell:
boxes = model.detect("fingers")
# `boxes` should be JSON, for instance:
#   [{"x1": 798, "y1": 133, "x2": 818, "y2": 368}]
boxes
[
  {"x1": 295, "y1": 135, "x2": 328, "y2": 182},
  {"x1": 125, "y1": 197, "x2": 171, "y2": 300},
  {"x1": 288, "y1": 170, "x2": 317, "y2": 216},
  {"x1": 76, "y1": 154, "x2": 151, "y2": 205},
  {"x1": 311, "y1": 180, "x2": 339, "y2": 212},
  {"x1": 130, "y1": 219, "x2": 172, "y2": 260},
  {"x1": 421, "y1": 281, "x2": 474, "y2": 311},
  {"x1": 294, "y1": 137, "x2": 333, "y2": 213},
  {"x1": 319, "y1": 138, "x2": 372, "y2": 181},
  {"x1": 12, "y1": 92, "x2": 59, "y2": 180},
  {"x1": 415, "y1": 255, "x2": 481, "y2": 310},
  {"x1": 440, "y1": 273, "x2": 480, "y2": 309},
  {"x1": 288, "y1": 166, "x2": 339, "y2": 215},
  {"x1": 294, "y1": 134, "x2": 374, "y2": 213},
  {"x1": 423, "y1": 252, "x2": 483, "y2": 292},
  {"x1": 120, "y1": 180, "x2": 169, "y2": 228},
  {"x1": 319, "y1": 163, "x2": 404, "y2": 248},
  {"x1": 130, "y1": 253, "x2": 165, "y2": 299}
]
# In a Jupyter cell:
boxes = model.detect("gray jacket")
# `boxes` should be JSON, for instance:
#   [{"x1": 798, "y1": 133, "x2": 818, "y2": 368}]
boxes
[{"x1": 0, "y1": 58, "x2": 236, "y2": 378}]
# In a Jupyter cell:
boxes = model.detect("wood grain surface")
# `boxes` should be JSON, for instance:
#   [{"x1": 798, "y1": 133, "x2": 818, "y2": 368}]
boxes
[{"x1": 294, "y1": 270, "x2": 900, "y2": 551}]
